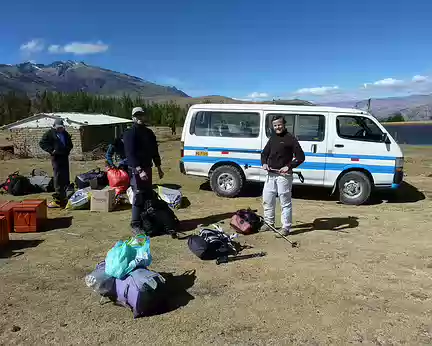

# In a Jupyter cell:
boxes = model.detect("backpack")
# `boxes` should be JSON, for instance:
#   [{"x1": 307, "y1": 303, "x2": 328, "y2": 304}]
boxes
[
  {"x1": 28, "y1": 169, "x2": 54, "y2": 193},
  {"x1": 75, "y1": 168, "x2": 108, "y2": 190},
  {"x1": 113, "y1": 268, "x2": 167, "y2": 318},
  {"x1": 138, "y1": 190, "x2": 180, "y2": 237},
  {"x1": 188, "y1": 225, "x2": 237, "y2": 260},
  {"x1": 230, "y1": 209, "x2": 262, "y2": 235},
  {"x1": 1, "y1": 171, "x2": 34, "y2": 196}
]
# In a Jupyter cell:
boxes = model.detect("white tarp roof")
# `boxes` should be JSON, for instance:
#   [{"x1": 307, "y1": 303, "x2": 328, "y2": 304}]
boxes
[{"x1": 2, "y1": 112, "x2": 132, "y2": 130}]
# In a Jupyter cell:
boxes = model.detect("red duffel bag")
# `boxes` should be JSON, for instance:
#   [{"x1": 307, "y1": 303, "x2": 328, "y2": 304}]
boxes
[{"x1": 107, "y1": 168, "x2": 130, "y2": 195}]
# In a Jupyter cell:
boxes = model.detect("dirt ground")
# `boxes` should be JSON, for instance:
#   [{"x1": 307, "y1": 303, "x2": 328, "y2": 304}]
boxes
[{"x1": 0, "y1": 141, "x2": 432, "y2": 346}]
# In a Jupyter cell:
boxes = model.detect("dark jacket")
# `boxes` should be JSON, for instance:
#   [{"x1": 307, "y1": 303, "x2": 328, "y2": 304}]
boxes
[
  {"x1": 261, "y1": 130, "x2": 305, "y2": 170},
  {"x1": 105, "y1": 137, "x2": 127, "y2": 167},
  {"x1": 123, "y1": 123, "x2": 161, "y2": 169},
  {"x1": 39, "y1": 128, "x2": 73, "y2": 157}
]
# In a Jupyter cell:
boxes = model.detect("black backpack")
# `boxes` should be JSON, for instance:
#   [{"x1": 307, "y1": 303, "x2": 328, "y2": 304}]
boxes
[
  {"x1": 138, "y1": 190, "x2": 180, "y2": 237},
  {"x1": 1, "y1": 171, "x2": 34, "y2": 196},
  {"x1": 75, "y1": 168, "x2": 108, "y2": 190},
  {"x1": 188, "y1": 227, "x2": 237, "y2": 260}
]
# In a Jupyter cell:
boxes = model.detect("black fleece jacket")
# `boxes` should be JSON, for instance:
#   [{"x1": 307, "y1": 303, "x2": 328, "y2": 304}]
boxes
[
  {"x1": 123, "y1": 123, "x2": 161, "y2": 170},
  {"x1": 261, "y1": 130, "x2": 305, "y2": 170}
]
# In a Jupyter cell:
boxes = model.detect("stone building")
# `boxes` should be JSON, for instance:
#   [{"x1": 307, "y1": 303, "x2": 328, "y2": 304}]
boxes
[{"x1": 2, "y1": 112, "x2": 132, "y2": 159}]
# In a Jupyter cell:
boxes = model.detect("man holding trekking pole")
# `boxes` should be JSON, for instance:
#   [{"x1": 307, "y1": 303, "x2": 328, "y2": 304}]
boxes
[{"x1": 260, "y1": 115, "x2": 305, "y2": 236}]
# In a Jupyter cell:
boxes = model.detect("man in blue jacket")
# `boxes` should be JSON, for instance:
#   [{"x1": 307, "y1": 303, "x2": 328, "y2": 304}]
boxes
[
  {"x1": 123, "y1": 107, "x2": 164, "y2": 235},
  {"x1": 105, "y1": 135, "x2": 128, "y2": 170}
]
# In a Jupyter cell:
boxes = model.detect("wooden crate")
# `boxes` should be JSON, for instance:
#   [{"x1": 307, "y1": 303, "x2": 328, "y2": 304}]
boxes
[
  {"x1": 0, "y1": 216, "x2": 9, "y2": 247},
  {"x1": 14, "y1": 199, "x2": 47, "y2": 233},
  {"x1": 0, "y1": 201, "x2": 20, "y2": 233}
]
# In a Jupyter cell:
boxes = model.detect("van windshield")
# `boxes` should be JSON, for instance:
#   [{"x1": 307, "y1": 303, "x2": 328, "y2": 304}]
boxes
[{"x1": 337, "y1": 115, "x2": 384, "y2": 142}]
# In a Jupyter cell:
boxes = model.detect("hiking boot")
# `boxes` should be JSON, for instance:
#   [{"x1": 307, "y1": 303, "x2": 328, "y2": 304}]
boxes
[
  {"x1": 260, "y1": 223, "x2": 274, "y2": 232},
  {"x1": 280, "y1": 228, "x2": 291, "y2": 236},
  {"x1": 48, "y1": 200, "x2": 61, "y2": 208}
]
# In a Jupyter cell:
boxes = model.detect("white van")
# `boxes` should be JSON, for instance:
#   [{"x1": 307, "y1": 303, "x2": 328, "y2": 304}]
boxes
[{"x1": 179, "y1": 103, "x2": 404, "y2": 205}]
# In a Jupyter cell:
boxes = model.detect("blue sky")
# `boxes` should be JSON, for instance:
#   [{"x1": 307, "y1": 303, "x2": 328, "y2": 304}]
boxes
[{"x1": 2, "y1": 0, "x2": 432, "y2": 102}]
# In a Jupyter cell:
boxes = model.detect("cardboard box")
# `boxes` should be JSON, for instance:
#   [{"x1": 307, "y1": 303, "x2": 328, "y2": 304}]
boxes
[{"x1": 91, "y1": 187, "x2": 116, "y2": 212}]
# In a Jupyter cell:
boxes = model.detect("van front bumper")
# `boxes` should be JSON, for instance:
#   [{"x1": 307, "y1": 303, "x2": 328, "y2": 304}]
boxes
[
  {"x1": 391, "y1": 170, "x2": 404, "y2": 188},
  {"x1": 179, "y1": 160, "x2": 186, "y2": 174}
]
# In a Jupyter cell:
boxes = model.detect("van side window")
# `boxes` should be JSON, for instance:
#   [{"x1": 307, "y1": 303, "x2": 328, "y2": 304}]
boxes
[
  {"x1": 337, "y1": 116, "x2": 384, "y2": 142},
  {"x1": 297, "y1": 115, "x2": 325, "y2": 141},
  {"x1": 266, "y1": 114, "x2": 295, "y2": 137},
  {"x1": 190, "y1": 111, "x2": 260, "y2": 138}
]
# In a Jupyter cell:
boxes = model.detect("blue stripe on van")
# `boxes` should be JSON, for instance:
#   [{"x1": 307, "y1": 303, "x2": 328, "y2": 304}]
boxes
[
  {"x1": 184, "y1": 146, "x2": 262, "y2": 153},
  {"x1": 181, "y1": 156, "x2": 396, "y2": 174},
  {"x1": 183, "y1": 146, "x2": 396, "y2": 161}
]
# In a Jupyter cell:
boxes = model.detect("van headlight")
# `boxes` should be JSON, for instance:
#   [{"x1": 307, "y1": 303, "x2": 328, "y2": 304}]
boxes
[{"x1": 395, "y1": 157, "x2": 404, "y2": 171}]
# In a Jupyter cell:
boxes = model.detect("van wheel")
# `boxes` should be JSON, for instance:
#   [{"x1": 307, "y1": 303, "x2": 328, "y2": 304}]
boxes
[
  {"x1": 338, "y1": 171, "x2": 372, "y2": 205},
  {"x1": 210, "y1": 165, "x2": 244, "y2": 198}
]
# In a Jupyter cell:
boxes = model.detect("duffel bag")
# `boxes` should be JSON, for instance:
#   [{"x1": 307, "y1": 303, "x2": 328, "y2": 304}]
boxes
[
  {"x1": 75, "y1": 168, "x2": 108, "y2": 190},
  {"x1": 114, "y1": 268, "x2": 167, "y2": 318}
]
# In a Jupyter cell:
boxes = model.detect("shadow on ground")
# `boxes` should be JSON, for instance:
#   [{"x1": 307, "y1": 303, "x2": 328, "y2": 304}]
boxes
[
  {"x1": 201, "y1": 181, "x2": 426, "y2": 205},
  {"x1": 291, "y1": 216, "x2": 359, "y2": 235},
  {"x1": 148, "y1": 270, "x2": 196, "y2": 316},
  {"x1": 0, "y1": 239, "x2": 44, "y2": 259},
  {"x1": 374, "y1": 182, "x2": 426, "y2": 204},
  {"x1": 180, "y1": 212, "x2": 236, "y2": 232},
  {"x1": 42, "y1": 216, "x2": 73, "y2": 232}
]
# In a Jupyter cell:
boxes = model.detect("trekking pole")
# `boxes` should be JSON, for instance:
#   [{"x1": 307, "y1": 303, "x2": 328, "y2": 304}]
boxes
[{"x1": 260, "y1": 218, "x2": 299, "y2": 248}]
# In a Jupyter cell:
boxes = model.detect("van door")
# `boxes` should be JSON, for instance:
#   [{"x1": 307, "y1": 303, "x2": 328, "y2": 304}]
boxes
[
  {"x1": 185, "y1": 109, "x2": 263, "y2": 182},
  {"x1": 327, "y1": 114, "x2": 396, "y2": 186},
  {"x1": 263, "y1": 112, "x2": 328, "y2": 185}
]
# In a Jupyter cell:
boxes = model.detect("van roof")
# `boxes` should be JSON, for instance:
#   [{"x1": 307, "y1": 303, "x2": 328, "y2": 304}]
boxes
[{"x1": 189, "y1": 103, "x2": 369, "y2": 115}]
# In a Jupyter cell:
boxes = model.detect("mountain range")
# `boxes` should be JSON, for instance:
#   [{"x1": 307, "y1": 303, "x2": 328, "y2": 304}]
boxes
[
  {"x1": 1, "y1": 61, "x2": 432, "y2": 121},
  {"x1": 0, "y1": 61, "x2": 188, "y2": 98},
  {"x1": 322, "y1": 94, "x2": 432, "y2": 121}
]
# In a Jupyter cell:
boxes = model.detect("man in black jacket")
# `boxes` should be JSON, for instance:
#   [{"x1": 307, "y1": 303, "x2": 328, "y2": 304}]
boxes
[
  {"x1": 123, "y1": 107, "x2": 164, "y2": 234},
  {"x1": 260, "y1": 115, "x2": 305, "y2": 235},
  {"x1": 39, "y1": 118, "x2": 73, "y2": 208}
]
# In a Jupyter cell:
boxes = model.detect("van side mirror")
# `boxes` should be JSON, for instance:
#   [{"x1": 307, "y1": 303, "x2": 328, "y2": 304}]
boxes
[{"x1": 382, "y1": 133, "x2": 391, "y2": 144}]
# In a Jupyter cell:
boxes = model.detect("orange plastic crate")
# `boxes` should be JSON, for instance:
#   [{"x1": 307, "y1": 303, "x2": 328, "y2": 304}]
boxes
[
  {"x1": 0, "y1": 216, "x2": 9, "y2": 247},
  {"x1": 0, "y1": 201, "x2": 20, "y2": 233},
  {"x1": 14, "y1": 200, "x2": 47, "y2": 233}
]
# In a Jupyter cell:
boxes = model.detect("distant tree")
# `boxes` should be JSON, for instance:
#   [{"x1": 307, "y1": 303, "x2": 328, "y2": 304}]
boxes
[{"x1": 384, "y1": 111, "x2": 405, "y2": 122}]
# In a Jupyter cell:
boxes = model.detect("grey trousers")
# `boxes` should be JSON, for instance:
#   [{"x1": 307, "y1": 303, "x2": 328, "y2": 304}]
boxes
[{"x1": 262, "y1": 172, "x2": 293, "y2": 229}]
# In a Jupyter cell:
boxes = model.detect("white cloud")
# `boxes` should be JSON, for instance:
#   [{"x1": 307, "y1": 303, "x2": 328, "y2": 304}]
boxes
[
  {"x1": 247, "y1": 92, "x2": 270, "y2": 99},
  {"x1": 48, "y1": 45, "x2": 61, "y2": 54},
  {"x1": 20, "y1": 39, "x2": 44, "y2": 53},
  {"x1": 48, "y1": 41, "x2": 109, "y2": 55},
  {"x1": 294, "y1": 86, "x2": 340, "y2": 96},
  {"x1": 363, "y1": 78, "x2": 404, "y2": 89},
  {"x1": 412, "y1": 75, "x2": 428, "y2": 83}
]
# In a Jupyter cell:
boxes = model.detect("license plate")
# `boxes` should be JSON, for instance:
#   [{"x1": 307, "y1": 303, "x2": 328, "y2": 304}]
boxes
[{"x1": 196, "y1": 151, "x2": 208, "y2": 156}]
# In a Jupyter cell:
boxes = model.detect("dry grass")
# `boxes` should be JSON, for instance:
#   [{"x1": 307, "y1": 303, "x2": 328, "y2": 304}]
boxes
[{"x1": 0, "y1": 142, "x2": 432, "y2": 345}]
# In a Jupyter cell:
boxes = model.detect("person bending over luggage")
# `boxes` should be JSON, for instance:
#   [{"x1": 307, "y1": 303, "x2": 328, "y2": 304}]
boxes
[
  {"x1": 39, "y1": 118, "x2": 73, "y2": 208},
  {"x1": 260, "y1": 115, "x2": 305, "y2": 236},
  {"x1": 123, "y1": 107, "x2": 164, "y2": 235},
  {"x1": 105, "y1": 135, "x2": 128, "y2": 171}
]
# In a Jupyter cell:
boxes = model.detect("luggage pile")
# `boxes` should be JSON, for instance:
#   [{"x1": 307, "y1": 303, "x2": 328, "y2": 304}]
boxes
[
  {"x1": 0, "y1": 170, "x2": 55, "y2": 196},
  {"x1": 85, "y1": 235, "x2": 168, "y2": 318}
]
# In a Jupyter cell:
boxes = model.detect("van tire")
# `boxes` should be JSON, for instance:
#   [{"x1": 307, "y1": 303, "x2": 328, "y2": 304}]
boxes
[
  {"x1": 338, "y1": 171, "x2": 372, "y2": 205},
  {"x1": 210, "y1": 165, "x2": 244, "y2": 198}
]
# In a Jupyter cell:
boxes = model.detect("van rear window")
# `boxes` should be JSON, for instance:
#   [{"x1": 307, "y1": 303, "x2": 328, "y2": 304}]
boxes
[{"x1": 190, "y1": 111, "x2": 260, "y2": 138}]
